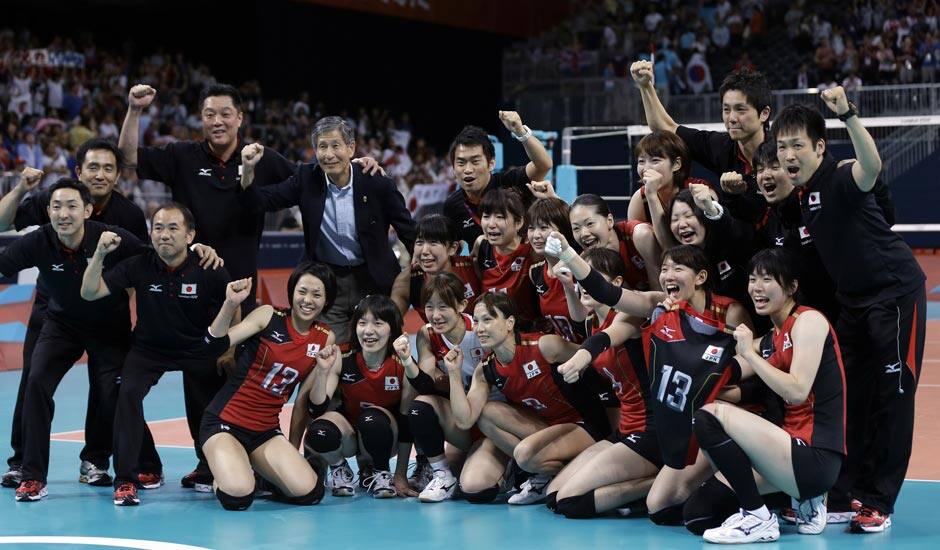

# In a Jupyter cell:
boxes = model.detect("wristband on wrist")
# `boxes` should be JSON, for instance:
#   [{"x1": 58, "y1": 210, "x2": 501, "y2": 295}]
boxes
[
  {"x1": 514, "y1": 125, "x2": 533, "y2": 142},
  {"x1": 558, "y1": 246, "x2": 577, "y2": 264},
  {"x1": 582, "y1": 332, "x2": 612, "y2": 360}
]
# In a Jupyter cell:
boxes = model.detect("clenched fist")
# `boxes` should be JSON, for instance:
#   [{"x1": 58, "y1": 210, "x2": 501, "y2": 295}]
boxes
[
  {"x1": 630, "y1": 60, "x2": 654, "y2": 87},
  {"x1": 128, "y1": 84, "x2": 156, "y2": 111},
  {"x1": 241, "y1": 143, "x2": 264, "y2": 169},
  {"x1": 392, "y1": 333, "x2": 412, "y2": 362},
  {"x1": 821, "y1": 86, "x2": 850, "y2": 116},
  {"x1": 18, "y1": 166, "x2": 44, "y2": 192},
  {"x1": 719, "y1": 171, "x2": 746, "y2": 195},
  {"x1": 96, "y1": 231, "x2": 122, "y2": 256},
  {"x1": 498, "y1": 110, "x2": 526, "y2": 136}
]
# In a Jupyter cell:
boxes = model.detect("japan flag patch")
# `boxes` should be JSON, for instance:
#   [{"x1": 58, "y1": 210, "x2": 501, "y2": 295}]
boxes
[
  {"x1": 306, "y1": 343, "x2": 321, "y2": 358},
  {"x1": 808, "y1": 191, "x2": 821, "y2": 206},
  {"x1": 181, "y1": 283, "x2": 197, "y2": 295},
  {"x1": 522, "y1": 360, "x2": 542, "y2": 379},
  {"x1": 702, "y1": 345, "x2": 725, "y2": 363}
]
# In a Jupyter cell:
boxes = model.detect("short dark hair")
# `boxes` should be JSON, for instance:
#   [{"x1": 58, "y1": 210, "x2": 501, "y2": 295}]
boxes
[
  {"x1": 581, "y1": 247, "x2": 625, "y2": 280},
  {"x1": 448, "y1": 125, "x2": 495, "y2": 164},
  {"x1": 49, "y1": 178, "x2": 92, "y2": 205},
  {"x1": 634, "y1": 130, "x2": 692, "y2": 184},
  {"x1": 747, "y1": 248, "x2": 800, "y2": 300},
  {"x1": 479, "y1": 187, "x2": 526, "y2": 224},
  {"x1": 420, "y1": 271, "x2": 468, "y2": 313},
  {"x1": 416, "y1": 214, "x2": 458, "y2": 245},
  {"x1": 774, "y1": 103, "x2": 826, "y2": 147},
  {"x1": 475, "y1": 292, "x2": 518, "y2": 328},
  {"x1": 287, "y1": 261, "x2": 338, "y2": 315},
  {"x1": 662, "y1": 244, "x2": 714, "y2": 292},
  {"x1": 76, "y1": 138, "x2": 124, "y2": 170},
  {"x1": 752, "y1": 137, "x2": 779, "y2": 171},
  {"x1": 199, "y1": 83, "x2": 242, "y2": 112},
  {"x1": 527, "y1": 197, "x2": 576, "y2": 247},
  {"x1": 350, "y1": 294, "x2": 404, "y2": 358},
  {"x1": 151, "y1": 202, "x2": 196, "y2": 232},
  {"x1": 719, "y1": 69, "x2": 772, "y2": 116},
  {"x1": 571, "y1": 194, "x2": 612, "y2": 218}
]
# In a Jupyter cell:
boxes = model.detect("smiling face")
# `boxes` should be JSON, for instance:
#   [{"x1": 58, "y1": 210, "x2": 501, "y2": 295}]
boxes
[
  {"x1": 76, "y1": 148, "x2": 119, "y2": 202},
  {"x1": 292, "y1": 273, "x2": 327, "y2": 323},
  {"x1": 413, "y1": 237, "x2": 457, "y2": 274},
  {"x1": 776, "y1": 128, "x2": 825, "y2": 186},
  {"x1": 315, "y1": 129, "x2": 356, "y2": 183},
  {"x1": 481, "y1": 210, "x2": 522, "y2": 248},
  {"x1": 659, "y1": 257, "x2": 707, "y2": 302},
  {"x1": 635, "y1": 152, "x2": 681, "y2": 187},
  {"x1": 721, "y1": 90, "x2": 767, "y2": 142},
  {"x1": 356, "y1": 310, "x2": 392, "y2": 355},
  {"x1": 669, "y1": 201, "x2": 706, "y2": 245},
  {"x1": 47, "y1": 188, "x2": 92, "y2": 240},
  {"x1": 201, "y1": 95, "x2": 243, "y2": 150},
  {"x1": 150, "y1": 208, "x2": 195, "y2": 262},
  {"x1": 527, "y1": 219, "x2": 559, "y2": 254},
  {"x1": 424, "y1": 292, "x2": 466, "y2": 335},
  {"x1": 452, "y1": 144, "x2": 495, "y2": 195},
  {"x1": 569, "y1": 205, "x2": 615, "y2": 250},
  {"x1": 748, "y1": 268, "x2": 796, "y2": 317},
  {"x1": 579, "y1": 260, "x2": 623, "y2": 311},
  {"x1": 754, "y1": 158, "x2": 794, "y2": 204},
  {"x1": 473, "y1": 301, "x2": 513, "y2": 350}
]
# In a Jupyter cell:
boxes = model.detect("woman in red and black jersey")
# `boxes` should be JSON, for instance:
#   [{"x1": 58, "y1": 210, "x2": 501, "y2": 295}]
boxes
[
  {"x1": 569, "y1": 194, "x2": 661, "y2": 291},
  {"x1": 303, "y1": 295, "x2": 418, "y2": 500},
  {"x1": 448, "y1": 293, "x2": 611, "y2": 506},
  {"x1": 471, "y1": 188, "x2": 539, "y2": 320},
  {"x1": 546, "y1": 247, "x2": 661, "y2": 518},
  {"x1": 526, "y1": 197, "x2": 583, "y2": 342},
  {"x1": 687, "y1": 248, "x2": 846, "y2": 543},
  {"x1": 390, "y1": 214, "x2": 480, "y2": 321},
  {"x1": 200, "y1": 261, "x2": 336, "y2": 511}
]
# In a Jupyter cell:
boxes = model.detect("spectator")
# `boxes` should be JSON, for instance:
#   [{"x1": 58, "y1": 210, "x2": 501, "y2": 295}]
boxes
[
  {"x1": 15, "y1": 131, "x2": 42, "y2": 168},
  {"x1": 712, "y1": 17, "x2": 731, "y2": 50},
  {"x1": 842, "y1": 72, "x2": 864, "y2": 90}
]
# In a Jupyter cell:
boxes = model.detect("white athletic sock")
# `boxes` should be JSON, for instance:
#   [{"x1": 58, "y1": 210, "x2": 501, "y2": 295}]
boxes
[
  {"x1": 430, "y1": 459, "x2": 449, "y2": 472},
  {"x1": 747, "y1": 505, "x2": 772, "y2": 521}
]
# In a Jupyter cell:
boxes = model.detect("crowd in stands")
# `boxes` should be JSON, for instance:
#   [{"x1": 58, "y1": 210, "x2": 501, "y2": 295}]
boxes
[
  {"x1": 504, "y1": 0, "x2": 940, "y2": 94},
  {"x1": 0, "y1": 28, "x2": 453, "y2": 226}
]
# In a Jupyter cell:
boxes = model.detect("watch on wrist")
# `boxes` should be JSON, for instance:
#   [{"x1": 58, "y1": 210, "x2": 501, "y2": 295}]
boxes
[{"x1": 838, "y1": 101, "x2": 859, "y2": 122}]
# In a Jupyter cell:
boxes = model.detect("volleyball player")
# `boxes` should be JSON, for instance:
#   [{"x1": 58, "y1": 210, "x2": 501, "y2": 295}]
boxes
[
  {"x1": 449, "y1": 293, "x2": 610, "y2": 506},
  {"x1": 303, "y1": 295, "x2": 417, "y2": 499},
  {"x1": 198, "y1": 263, "x2": 335, "y2": 510},
  {"x1": 569, "y1": 194, "x2": 661, "y2": 291},
  {"x1": 546, "y1": 248, "x2": 661, "y2": 518},
  {"x1": 683, "y1": 248, "x2": 845, "y2": 543}
]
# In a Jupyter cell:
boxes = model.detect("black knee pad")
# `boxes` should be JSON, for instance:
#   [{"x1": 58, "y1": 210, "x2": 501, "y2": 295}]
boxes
[
  {"x1": 356, "y1": 408, "x2": 394, "y2": 468},
  {"x1": 545, "y1": 491, "x2": 559, "y2": 512},
  {"x1": 683, "y1": 476, "x2": 739, "y2": 535},
  {"x1": 649, "y1": 503, "x2": 684, "y2": 525},
  {"x1": 274, "y1": 480, "x2": 326, "y2": 506},
  {"x1": 556, "y1": 490, "x2": 598, "y2": 519},
  {"x1": 408, "y1": 400, "x2": 445, "y2": 457},
  {"x1": 305, "y1": 419, "x2": 342, "y2": 454},
  {"x1": 693, "y1": 408, "x2": 729, "y2": 449},
  {"x1": 355, "y1": 408, "x2": 393, "y2": 435},
  {"x1": 216, "y1": 488, "x2": 254, "y2": 511},
  {"x1": 461, "y1": 484, "x2": 499, "y2": 504}
]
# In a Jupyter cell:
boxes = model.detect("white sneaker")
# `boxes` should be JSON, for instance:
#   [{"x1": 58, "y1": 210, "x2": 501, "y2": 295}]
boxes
[
  {"x1": 795, "y1": 495, "x2": 827, "y2": 535},
  {"x1": 703, "y1": 510, "x2": 780, "y2": 544},
  {"x1": 79, "y1": 460, "x2": 112, "y2": 486},
  {"x1": 419, "y1": 469, "x2": 457, "y2": 503},
  {"x1": 329, "y1": 461, "x2": 355, "y2": 497},
  {"x1": 365, "y1": 470, "x2": 397, "y2": 499},
  {"x1": 507, "y1": 474, "x2": 552, "y2": 505},
  {"x1": 408, "y1": 459, "x2": 434, "y2": 491}
]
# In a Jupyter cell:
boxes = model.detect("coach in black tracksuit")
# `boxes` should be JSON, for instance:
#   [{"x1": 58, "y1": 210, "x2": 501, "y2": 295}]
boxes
[
  {"x1": 775, "y1": 95, "x2": 925, "y2": 530},
  {"x1": 81, "y1": 203, "x2": 230, "y2": 502},
  {"x1": 0, "y1": 179, "x2": 149, "y2": 500}
]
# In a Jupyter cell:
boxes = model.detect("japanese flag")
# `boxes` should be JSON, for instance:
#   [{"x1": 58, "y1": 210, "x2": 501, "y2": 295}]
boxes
[
  {"x1": 808, "y1": 191, "x2": 821, "y2": 205},
  {"x1": 181, "y1": 283, "x2": 197, "y2": 295},
  {"x1": 798, "y1": 226, "x2": 811, "y2": 240}
]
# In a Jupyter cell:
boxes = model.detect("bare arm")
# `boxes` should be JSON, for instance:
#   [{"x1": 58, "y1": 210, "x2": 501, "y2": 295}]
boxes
[
  {"x1": 0, "y1": 168, "x2": 42, "y2": 231},
  {"x1": 821, "y1": 87, "x2": 881, "y2": 191},
  {"x1": 499, "y1": 111, "x2": 552, "y2": 180},
  {"x1": 80, "y1": 232, "x2": 121, "y2": 301},
  {"x1": 119, "y1": 85, "x2": 156, "y2": 168},
  {"x1": 288, "y1": 332, "x2": 335, "y2": 447},
  {"x1": 631, "y1": 223, "x2": 663, "y2": 291},
  {"x1": 447, "y1": 353, "x2": 490, "y2": 430},
  {"x1": 538, "y1": 334, "x2": 580, "y2": 364},
  {"x1": 389, "y1": 267, "x2": 412, "y2": 318},
  {"x1": 630, "y1": 60, "x2": 679, "y2": 133}
]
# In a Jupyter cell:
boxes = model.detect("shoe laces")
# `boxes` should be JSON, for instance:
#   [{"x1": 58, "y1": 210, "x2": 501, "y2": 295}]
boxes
[
  {"x1": 331, "y1": 465, "x2": 353, "y2": 484},
  {"x1": 857, "y1": 506, "x2": 880, "y2": 519},
  {"x1": 365, "y1": 471, "x2": 392, "y2": 491},
  {"x1": 20, "y1": 480, "x2": 42, "y2": 492},
  {"x1": 117, "y1": 482, "x2": 136, "y2": 493}
]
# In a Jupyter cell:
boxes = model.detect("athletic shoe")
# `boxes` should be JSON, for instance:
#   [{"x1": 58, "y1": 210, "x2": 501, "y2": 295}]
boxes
[
  {"x1": 14, "y1": 480, "x2": 47, "y2": 502},
  {"x1": 419, "y1": 469, "x2": 458, "y2": 503},
  {"x1": 113, "y1": 482, "x2": 140, "y2": 506},
  {"x1": 329, "y1": 461, "x2": 355, "y2": 497},
  {"x1": 137, "y1": 472, "x2": 165, "y2": 490},
  {"x1": 795, "y1": 495, "x2": 827, "y2": 535},
  {"x1": 180, "y1": 469, "x2": 213, "y2": 493},
  {"x1": 779, "y1": 507, "x2": 797, "y2": 524},
  {"x1": 409, "y1": 458, "x2": 433, "y2": 491},
  {"x1": 499, "y1": 459, "x2": 527, "y2": 493},
  {"x1": 365, "y1": 470, "x2": 397, "y2": 499},
  {"x1": 616, "y1": 498, "x2": 648, "y2": 517},
  {"x1": 79, "y1": 460, "x2": 112, "y2": 487},
  {"x1": 828, "y1": 498, "x2": 861, "y2": 524},
  {"x1": 1, "y1": 466, "x2": 22, "y2": 488},
  {"x1": 702, "y1": 510, "x2": 780, "y2": 544},
  {"x1": 850, "y1": 505, "x2": 892, "y2": 533},
  {"x1": 507, "y1": 474, "x2": 552, "y2": 505}
]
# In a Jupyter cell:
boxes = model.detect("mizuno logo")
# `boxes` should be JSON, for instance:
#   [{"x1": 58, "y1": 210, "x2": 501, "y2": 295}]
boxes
[
  {"x1": 269, "y1": 331, "x2": 286, "y2": 342},
  {"x1": 625, "y1": 433, "x2": 640, "y2": 443},
  {"x1": 659, "y1": 325, "x2": 676, "y2": 338},
  {"x1": 535, "y1": 284, "x2": 547, "y2": 294},
  {"x1": 462, "y1": 218, "x2": 474, "y2": 228},
  {"x1": 198, "y1": 168, "x2": 212, "y2": 176},
  {"x1": 884, "y1": 362, "x2": 902, "y2": 374},
  {"x1": 774, "y1": 237, "x2": 785, "y2": 246},
  {"x1": 51, "y1": 264, "x2": 64, "y2": 271},
  {"x1": 148, "y1": 284, "x2": 162, "y2": 292},
  {"x1": 342, "y1": 373, "x2": 356, "y2": 382},
  {"x1": 220, "y1": 424, "x2": 230, "y2": 431}
]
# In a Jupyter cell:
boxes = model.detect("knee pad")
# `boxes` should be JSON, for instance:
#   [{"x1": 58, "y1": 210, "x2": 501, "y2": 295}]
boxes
[
  {"x1": 407, "y1": 400, "x2": 445, "y2": 457},
  {"x1": 693, "y1": 408, "x2": 729, "y2": 449},
  {"x1": 461, "y1": 484, "x2": 499, "y2": 504},
  {"x1": 216, "y1": 488, "x2": 254, "y2": 511},
  {"x1": 683, "y1": 476, "x2": 739, "y2": 535},
  {"x1": 556, "y1": 490, "x2": 598, "y2": 519},
  {"x1": 356, "y1": 408, "x2": 394, "y2": 469},
  {"x1": 274, "y1": 480, "x2": 326, "y2": 506},
  {"x1": 305, "y1": 419, "x2": 342, "y2": 454},
  {"x1": 356, "y1": 408, "x2": 393, "y2": 434},
  {"x1": 649, "y1": 503, "x2": 684, "y2": 526}
]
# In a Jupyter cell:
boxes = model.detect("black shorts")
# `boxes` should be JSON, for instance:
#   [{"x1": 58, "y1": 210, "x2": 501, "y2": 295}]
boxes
[
  {"x1": 199, "y1": 411, "x2": 283, "y2": 454},
  {"x1": 790, "y1": 438, "x2": 843, "y2": 500},
  {"x1": 576, "y1": 419, "x2": 611, "y2": 442},
  {"x1": 607, "y1": 430, "x2": 664, "y2": 468}
]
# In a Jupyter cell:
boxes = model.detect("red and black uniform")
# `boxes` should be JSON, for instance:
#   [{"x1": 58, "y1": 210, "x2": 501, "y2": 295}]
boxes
[
  {"x1": 476, "y1": 240, "x2": 538, "y2": 320},
  {"x1": 481, "y1": 333, "x2": 609, "y2": 440},
  {"x1": 529, "y1": 261, "x2": 583, "y2": 342},
  {"x1": 337, "y1": 352, "x2": 406, "y2": 422},
  {"x1": 409, "y1": 256, "x2": 480, "y2": 322},
  {"x1": 442, "y1": 166, "x2": 533, "y2": 247},
  {"x1": 643, "y1": 302, "x2": 740, "y2": 469},
  {"x1": 612, "y1": 220, "x2": 652, "y2": 291},
  {"x1": 759, "y1": 306, "x2": 846, "y2": 498},
  {"x1": 638, "y1": 177, "x2": 710, "y2": 221},
  {"x1": 200, "y1": 311, "x2": 331, "y2": 452}
]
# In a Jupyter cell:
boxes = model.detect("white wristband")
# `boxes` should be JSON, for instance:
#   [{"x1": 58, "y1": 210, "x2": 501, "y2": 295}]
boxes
[
  {"x1": 703, "y1": 202, "x2": 725, "y2": 221},
  {"x1": 514, "y1": 125, "x2": 533, "y2": 142}
]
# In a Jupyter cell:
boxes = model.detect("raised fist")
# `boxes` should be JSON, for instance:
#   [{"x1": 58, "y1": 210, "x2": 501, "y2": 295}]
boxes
[
  {"x1": 689, "y1": 183, "x2": 717, "y2": 213},
  {"x1": 640, "y1": 168, "x2": 663, "y2": 194},
  {"x1": 498, "y1": 111, "x2": 525, "y2": 136},
  {"x1": 392, "y1": 333, "x2": 412, "y2": 362},
  {"x1": 719, "y1": 171, "x2": 746, "y2": 195},
  {"x1": 316, "y1": 344, "x2": 339, "y2": 370},
  {"x1": 18, "y1": 166, "x2": 44, "y2": 191},
  {"x1": 96, "y1": 231, "x2": 122, "y2": 255},
  {"x1": 442, "y1": 347, "x2": 463, "y2": 374},
  {"x1": 225, "y1": 278, "x2": 253, "y2": 305},
  {"x1": 128, "y1": 84, "x2": 156, "y2": 110},
  {"x1": 241, "y1": 143, "x2": 264, "y2": 169},
  {"x1": 821, "y1": 86, "x2": 850, "y2": 115},
  {"x1": 526, "y1": 180, "x2": 557, "y2": 200},
  {"x1": 630, "y1": 60, "x2": 654, "y2": 87}
]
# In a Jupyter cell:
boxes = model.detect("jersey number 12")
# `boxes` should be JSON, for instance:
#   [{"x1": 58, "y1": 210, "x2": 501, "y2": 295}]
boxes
[{"x1": 262, "y1": 362, "x2": 299, "y2": 395}]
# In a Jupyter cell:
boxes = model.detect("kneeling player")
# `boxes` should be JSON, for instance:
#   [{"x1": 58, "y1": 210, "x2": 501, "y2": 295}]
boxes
[{"x1": 200, "y1": 262, "x2": 336, "y2": 510}]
